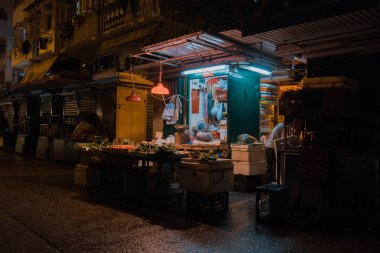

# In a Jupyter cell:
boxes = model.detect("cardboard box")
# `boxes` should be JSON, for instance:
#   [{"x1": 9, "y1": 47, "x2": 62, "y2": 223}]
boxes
[
  {"x1": 231, "y1": 145, "x2": 265, "y2": 162},
  {"x1": 179, "y1": 159, "x2": 234, "y2": 195},
  {"x1": 233, "y1": 160, "x2": 266, "y2": 176}
]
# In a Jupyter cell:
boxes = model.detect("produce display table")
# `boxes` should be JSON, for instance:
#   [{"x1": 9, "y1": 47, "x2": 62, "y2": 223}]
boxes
[{"x1": 103, "y1": 149, "x2": 188, "y2": 201}]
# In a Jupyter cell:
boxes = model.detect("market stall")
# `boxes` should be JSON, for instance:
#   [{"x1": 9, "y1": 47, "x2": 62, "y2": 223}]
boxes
[{"x1": 74, "y1": 141, "x2": 188, "y2": 200}]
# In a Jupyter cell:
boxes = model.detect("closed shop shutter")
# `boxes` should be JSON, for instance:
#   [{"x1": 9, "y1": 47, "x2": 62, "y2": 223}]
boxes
[
  {"x1": 6, "y1": 104, "x2": 14, "y2": 130},
  {"x1": 1, "y1": 104, "x2": 13, "y2": 130},
  {"x1": 40, "y1": 95, "x2": 52, "y2": 116},
  {"x1": 0, "y1": 105, "x2": 7, "y2": 117},
  {"x1": 146, "y1": 93, "x2": 154, "y2": 141},
  {"x1": 78, "y1": 89, "x2": 95, "y2": 113},
  {"x1": 18, "y1": 100, "x2": 27, "y2": 123},
  {"x1": 63, "y1": 93, "x2": 78, "y2": 125}
]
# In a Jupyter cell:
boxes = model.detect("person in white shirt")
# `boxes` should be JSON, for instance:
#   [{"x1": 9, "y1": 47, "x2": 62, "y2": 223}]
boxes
[
  {"x1": 264, "y1": 122, "x2": 285, "y2": 182},
  {"x1": 264, "y1": 118, "x2": 303, "y2": 183}
]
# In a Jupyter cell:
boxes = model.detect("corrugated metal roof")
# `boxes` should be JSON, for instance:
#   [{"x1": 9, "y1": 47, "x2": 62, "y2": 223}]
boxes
[
  {"x1": 140, "y1": 32, "x2": 235, "y2": 59},
  {"x1": 135, "y1": 31, "x2": 283, "y2": 70},
  {"x1": 219, "y1": 30, "x2": 277, "y2": 56},
  {"x1": 238, "y1": 7, "x2": 380, "y2": 59}
]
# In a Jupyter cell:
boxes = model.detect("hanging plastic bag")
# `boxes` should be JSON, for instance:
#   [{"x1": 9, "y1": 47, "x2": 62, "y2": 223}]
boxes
[
  {"x1": 211, "y1": 100, "x2": 219, "y2": 117},
  {"x1": 217, "y1": 102, "x2": 223, "y2": 120},
  {"x1": 162, "y1": 102, "x2": 175, "y2": 121}
]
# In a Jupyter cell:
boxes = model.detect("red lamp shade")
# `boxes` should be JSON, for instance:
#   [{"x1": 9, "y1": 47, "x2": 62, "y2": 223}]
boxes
[
  {"x1": 151, "y1": 82, "x2": 169, "y2": 95},
  {"x1": 126, "y1": 90, "x2": 141, "y2": 102}
]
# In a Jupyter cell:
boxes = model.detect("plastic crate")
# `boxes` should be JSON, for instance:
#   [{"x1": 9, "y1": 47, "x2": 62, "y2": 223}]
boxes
[
  {"x1": 186, "y1": 190, "x2": 229, "y2": 215},
  {"x1": 256, "y1": 184, "x2": 289, "y2": 223},
  {"x1": 233, "y1": 174, "x2": 262, "y2": 193}
]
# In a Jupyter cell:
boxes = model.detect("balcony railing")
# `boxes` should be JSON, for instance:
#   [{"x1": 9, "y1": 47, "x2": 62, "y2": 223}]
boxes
[{"x1": 103, "y1": 0, "x2": 158, "y2": 32}]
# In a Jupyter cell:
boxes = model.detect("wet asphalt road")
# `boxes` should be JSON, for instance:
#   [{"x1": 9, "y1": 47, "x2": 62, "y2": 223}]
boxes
[{"x1": 0, "y1": 150, "x2": 379, "y2": 253}]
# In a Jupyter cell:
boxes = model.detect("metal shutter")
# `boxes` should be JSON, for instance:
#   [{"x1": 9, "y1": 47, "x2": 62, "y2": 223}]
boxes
[
  {"x1": 40, "y1": 95, "x2": 52, "y2": 116},
  {"x1": 1, "y1": 104, "x2": 13, "y2": 130},
  {"x1": 6, "y1": 104, "x2": 14, "y2": 130},
  {"x1": 63, "y1": 93, "x2": 78, "y2": 125},
  {"x1": 146, "y1": 93, "x2": 154, "y2": 141},
  {"x1": 18, "y1": 99, "x2": 27, "y2": 123},
  {"x1": 78, "y1": 89, "x2": 95, "y2": 113}
]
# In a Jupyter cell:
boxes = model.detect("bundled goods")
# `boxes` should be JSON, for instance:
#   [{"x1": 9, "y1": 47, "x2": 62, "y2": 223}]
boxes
[
  {"x1": 199, "y1": 150, "x2": 218, "y2": 161},
  {"x1": 135, "y1": 142, "x2": 178, "y2": 155},
  {"x1": 260, "y1": 83, "x2": 278, "y2": 103},
  {"x1": 135, "y1": 142, "x2": 159, "y2": 153},
  {"x1": 236, "y1": 134, "x2": 258, "y2": 144},
  {"x1": 156, "y1": 144, "x2": 178, "y2": 155}
]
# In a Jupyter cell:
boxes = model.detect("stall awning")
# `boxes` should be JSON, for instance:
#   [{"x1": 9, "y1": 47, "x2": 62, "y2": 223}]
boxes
[
  {"x1": 132, "y1": 31, "x2": 284, "y2": 75},
  {"x1": 20, "y1": 56, "x2": 58, "y2": 85},
  {"x1": 241, "y1": 4, "x2": 380, "y2": 59}
]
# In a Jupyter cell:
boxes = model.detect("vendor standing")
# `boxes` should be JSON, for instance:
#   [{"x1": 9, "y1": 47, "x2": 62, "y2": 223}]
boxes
[{"x1": 264, "y1": 121, "x2": 284, "y2": 182}]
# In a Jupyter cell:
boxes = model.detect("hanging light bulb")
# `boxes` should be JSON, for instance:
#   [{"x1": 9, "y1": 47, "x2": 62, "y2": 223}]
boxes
[
  {"x1": 151, "y1": 63, "x2": 169, "y2": 95},
  {"x1": 126, "y1": 63, "x2": 141, "y2": 102}
]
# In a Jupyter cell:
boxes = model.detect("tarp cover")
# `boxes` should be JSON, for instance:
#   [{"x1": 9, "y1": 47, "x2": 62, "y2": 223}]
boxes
[{"x1": 20, "y1": 56, "x2": 58, "y2": 84}]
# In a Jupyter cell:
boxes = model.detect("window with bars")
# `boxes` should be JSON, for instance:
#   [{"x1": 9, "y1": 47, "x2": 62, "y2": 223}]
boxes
[
  {"x1": 0, "y1": 8, "x2": 7, "y2": 20},
  {"x1": 0, "y1": 37, "x2": 6, "y2": 58}
]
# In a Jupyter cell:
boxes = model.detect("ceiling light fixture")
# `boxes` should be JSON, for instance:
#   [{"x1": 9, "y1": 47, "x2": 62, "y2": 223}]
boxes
[
  {"x1": 181, "y1": 64, "x2": 228, "y2": 75},
  {"x1": 151, "y1": 62, "x2": 169, "y2": 95},
  {"x1": 242, "y1": 66, "x2": 272, "y2": 76}
]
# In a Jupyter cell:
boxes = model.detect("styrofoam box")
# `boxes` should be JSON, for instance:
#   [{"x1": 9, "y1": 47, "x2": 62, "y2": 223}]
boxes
[
  {"x1": 179, "y1": 160, "x2": 234, "y2": 195},
  {"x1": 15, "y1": 143, "x2": 24, "y2": 154},
  {"x1": 231, "y1": 144, "x2": 265, "y2": 162},
  {"x1": 17, "y1": 134, "x2": 26, "y2": 144},
  {"x1": 36, "y1": 147, "x2": 49, "y2": 159},
  {"x1": 37, "y1": 137, "x2": 49, "y2": 148},
  {"x1": 233, "y1": 160, "x2": 266, "y2": 176}
]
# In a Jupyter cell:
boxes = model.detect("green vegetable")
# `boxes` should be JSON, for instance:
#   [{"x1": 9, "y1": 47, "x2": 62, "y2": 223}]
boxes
[
  {"x1": 199, "y1": 150, "x2": 218, "y2": 161},
  {"x1": 135, "y1": 143, "x2": 178, "y2": 154}
]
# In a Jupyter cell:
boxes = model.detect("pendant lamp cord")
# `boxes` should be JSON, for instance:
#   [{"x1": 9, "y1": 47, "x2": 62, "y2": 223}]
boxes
[
  {"x1": 159, "y1": 62, "x2": 162, "y2": 83},
  {"x1": 159, "y1": 62, "x2": 166, "y2": 105},
  {"x1": 130, "y1": 58, "x2": 135, "y2": 90}
]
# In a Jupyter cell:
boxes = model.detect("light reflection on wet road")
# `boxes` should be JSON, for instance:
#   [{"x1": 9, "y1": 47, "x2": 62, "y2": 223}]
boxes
[{"x1": 0, "y1": 150, "x2": 379, "y2": 253}]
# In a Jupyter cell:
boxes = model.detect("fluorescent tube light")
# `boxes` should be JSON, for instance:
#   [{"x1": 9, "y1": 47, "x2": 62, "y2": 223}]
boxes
[
  {"x1": 242, "y1": 66, "x2": 272, "y2": 76},
  {"x1": 181, "y1": 65, "x2": 228, "y2": 75}
]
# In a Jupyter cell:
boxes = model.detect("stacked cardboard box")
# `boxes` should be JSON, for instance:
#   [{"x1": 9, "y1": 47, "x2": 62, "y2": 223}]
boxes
[
  {"x1": 231, "y1": 144, "x2": 266, "y2": 176},
  {"x1": 231, "y1": 144, "x2": 266, "y2": 193}
]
